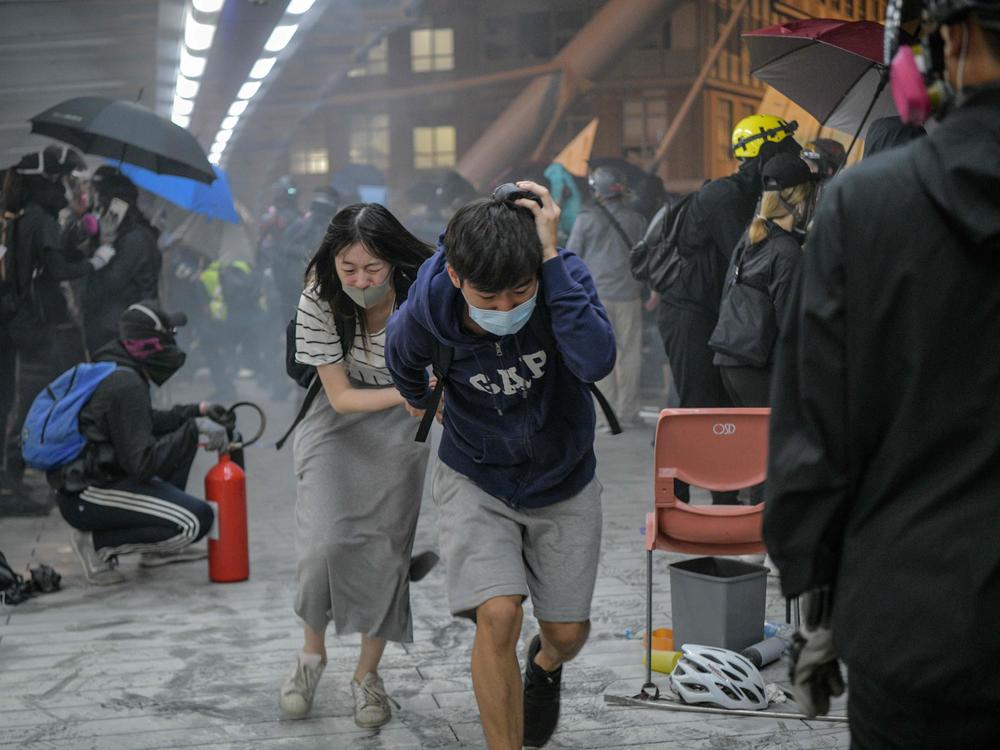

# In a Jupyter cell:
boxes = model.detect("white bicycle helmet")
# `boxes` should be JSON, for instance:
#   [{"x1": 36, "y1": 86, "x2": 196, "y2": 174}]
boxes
[{"x1": 669, "y1": 644, "x2": 768, "y2": 710}]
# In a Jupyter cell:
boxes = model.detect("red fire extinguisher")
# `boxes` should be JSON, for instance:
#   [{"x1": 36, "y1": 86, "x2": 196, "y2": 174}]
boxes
[{"x1": 204, "y1": 402, "x2": 265, "y2": 583}]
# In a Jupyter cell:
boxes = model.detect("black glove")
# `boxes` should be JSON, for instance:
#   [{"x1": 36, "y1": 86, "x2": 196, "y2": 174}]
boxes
[
  {"x1": 789, "y1": 587, "x2": 844, "y2": 717},
  {"x1": 202, "y1": 403, "x2": 236, "y2": 431}
]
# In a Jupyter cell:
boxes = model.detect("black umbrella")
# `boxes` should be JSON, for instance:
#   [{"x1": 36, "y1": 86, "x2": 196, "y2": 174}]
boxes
[{"x1": 30, "y1": 97, "x2": 214, "y2": 184}]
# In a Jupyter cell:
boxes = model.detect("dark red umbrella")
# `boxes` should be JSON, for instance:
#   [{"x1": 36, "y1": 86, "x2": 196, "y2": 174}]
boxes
[{"x1": 743, "y1": 19, "x2": 897, "y2": 138}]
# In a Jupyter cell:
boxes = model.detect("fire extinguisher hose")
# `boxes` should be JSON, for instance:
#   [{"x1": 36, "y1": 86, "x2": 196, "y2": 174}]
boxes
[{"x1": 225, "y1": 401, "x2": 267, "y2": 449}]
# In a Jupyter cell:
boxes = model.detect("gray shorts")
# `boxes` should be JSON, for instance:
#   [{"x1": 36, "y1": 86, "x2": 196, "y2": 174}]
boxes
[{"x1": 432, "y1": 461, "x2": 603, "y2": 622}]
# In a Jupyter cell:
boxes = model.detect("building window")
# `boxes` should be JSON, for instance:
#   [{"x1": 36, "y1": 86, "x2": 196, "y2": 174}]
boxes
[
  {"x1": 347, "y1": 37, "x2": 388, "y2": 78},
  {"x1": 349, "y1": 114, "x2": 390, "y2": 172},
  {"x1": 411, "y1": 28, "x2": 454, "y2": 72},
  {"x1": 622, "y1": 95, "x2": 668, "y2": 158},
  {"x1": 291, "y1": 147, "x2": 329, "y2": 175},
  {"x1": 413, "y1": 125, "x2": 456, "y2": 169}
]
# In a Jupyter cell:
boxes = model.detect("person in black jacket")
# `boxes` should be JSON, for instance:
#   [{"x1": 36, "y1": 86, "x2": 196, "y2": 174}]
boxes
[
  {"x1": 80, "y1": 172, "x2": 162, "y2": 355},
  {"x1": 1, "y1": 147, "x2": 114, "y2": 505},
  {"x1": 657, "y1": 114, "x2": 800, "y2": 504},
  {"x1": 764, "y1": 2, "x2": 1000, "y2": 745},
  {"x1": 53, "y1": 301, "x2": 233, "y2": 585},
  {"x1": 710, "y1": 153, "x2": 818, "y2": 406}
]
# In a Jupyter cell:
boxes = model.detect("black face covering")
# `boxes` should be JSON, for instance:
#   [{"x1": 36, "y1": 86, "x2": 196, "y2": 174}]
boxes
[{"x1": 143, "y1": 347, "x2": 187, "y2": 386}]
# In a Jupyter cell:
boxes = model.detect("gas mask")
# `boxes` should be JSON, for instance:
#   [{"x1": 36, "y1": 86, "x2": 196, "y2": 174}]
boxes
[{"x1": 886, "y1": 0, "x2": 966, "y2": 125}]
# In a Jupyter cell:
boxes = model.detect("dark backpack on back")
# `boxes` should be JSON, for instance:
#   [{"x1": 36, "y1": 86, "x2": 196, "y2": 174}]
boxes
[{"x1": 629, "y1": 191, "x2": 697, "y2": 294}]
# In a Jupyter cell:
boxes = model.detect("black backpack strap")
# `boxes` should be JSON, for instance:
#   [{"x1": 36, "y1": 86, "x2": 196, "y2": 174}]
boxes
[
  {"x1": 275, "y1": 376, "x2": 322, "y2": 450},
  {"x1": 592, "y1": 200, "x2": 634, "y2": 255},
  {"x1": 415, "y1": 337, "x2": 453, "y2": 443},
  {"x1": 527, "y1": 295, "x2": 621, "y2": 435}
]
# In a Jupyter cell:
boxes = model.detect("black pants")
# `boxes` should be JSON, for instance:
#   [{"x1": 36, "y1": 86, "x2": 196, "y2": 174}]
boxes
[
  {"x1": 849, "y1": 667, "x2": 1000, "y2": 750},
  {"x1": 5, "y1": 325, "x2": 86, "y2": 482},
  {"x1": 56, "y1": 439, "x2": 212, "y2": 558},
  {"x1": 657, "y1": 305, "x2": 738, "y2": 505},
  {"x1": 0, "y1": 326, "x2": 16, "y2": 479}
]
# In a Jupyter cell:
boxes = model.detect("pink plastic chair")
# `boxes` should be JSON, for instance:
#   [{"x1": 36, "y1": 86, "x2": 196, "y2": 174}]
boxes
[
  {"x1": 645, "y1": 408, "x2": 770, "y2": 557},
  {"x1": 634, "y1": 408, "x2": 772, "y2": 700}
]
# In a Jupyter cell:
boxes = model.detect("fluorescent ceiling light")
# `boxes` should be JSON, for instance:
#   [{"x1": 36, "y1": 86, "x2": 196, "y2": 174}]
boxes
[
  {"x1": 286, "y1": 0, "x2": 317, "y2": 14},
  {"x1": 220, "y1": 115, "x2": 239, "y2": 130},
  {"x1": 215, "y1": 129, "x2": 233, "y2": 144},
  {"x1": 184, "y1": 11, "x2": 216, "y2": 51},
  {"x1": 249, "y1": 57, "x2": 276, "y2": 80},
  {"x1": 208, "y1": 153, "x2": 221, "y2": 165},
  {"x1": 172, "y1": 95, "x2": 194, "y2": 116},
  {"x1": 179, "y1": 47, "x2": 207, "y2": 79},
  {"x1": 210, "y1": 142, "x2": 225, "y2": 154},
  {"x1": 171, "y1": 113, "x2": 191, "y2": 128},
  {"x1": 237, "y1": 81, "x2": 261, "y2": 100},
  {"x1": 193, "y1": 0, "x2": 225, "y2": 12},
  {"x1": 175, "y1": 75, "x2": 200, "y2": 100},
  {"x1": 264, "y1": 24, "x2": 298, "y2": 53},
  {"x1": 228, "y1": 100, "x2": 249, "y2": 116}
]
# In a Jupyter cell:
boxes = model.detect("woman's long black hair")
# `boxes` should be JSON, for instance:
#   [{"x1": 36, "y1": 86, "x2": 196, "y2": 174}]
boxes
[{"x1": 304, "y1": 202, "x2": 432, "y2": 346}]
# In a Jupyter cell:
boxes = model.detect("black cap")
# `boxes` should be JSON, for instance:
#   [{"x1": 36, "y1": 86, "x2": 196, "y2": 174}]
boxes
[
  {"x1": 119, "y1": 301, "x2": 187, "y2": 340},
  {"x1": 761, "y1": 153, "x2": 817, "y2": 191}
]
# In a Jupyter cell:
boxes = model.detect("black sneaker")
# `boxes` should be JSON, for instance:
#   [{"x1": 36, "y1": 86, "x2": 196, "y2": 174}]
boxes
[{"x1": 523, "y1": 635, "x2": 562, "y2": 748}]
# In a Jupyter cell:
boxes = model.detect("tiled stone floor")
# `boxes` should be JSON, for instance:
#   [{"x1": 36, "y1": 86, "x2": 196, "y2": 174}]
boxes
[{"x1": 0, "y1": 377, "x2": 848, "y2": 749}]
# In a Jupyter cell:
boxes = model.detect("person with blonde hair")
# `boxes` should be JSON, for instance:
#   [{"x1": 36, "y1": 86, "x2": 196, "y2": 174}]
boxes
[{"x1": 708, "y1": 153, "x2": 818, "y2": 407}]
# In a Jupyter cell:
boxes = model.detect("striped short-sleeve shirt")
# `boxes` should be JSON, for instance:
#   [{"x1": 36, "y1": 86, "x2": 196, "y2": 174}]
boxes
[{"x1": 295, "y1": 287, "x2": 393, "y2": 386}]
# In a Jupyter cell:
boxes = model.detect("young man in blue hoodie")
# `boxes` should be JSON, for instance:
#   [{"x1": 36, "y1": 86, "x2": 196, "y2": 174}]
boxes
[{"x1": 386, "y1": 181, "x2": 615, "y2": 749}]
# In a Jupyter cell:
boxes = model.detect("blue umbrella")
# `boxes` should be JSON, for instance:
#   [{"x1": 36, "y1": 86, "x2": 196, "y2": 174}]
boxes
[{"x1": 112, "y1": 161, "x2": 240, "y2": 224}]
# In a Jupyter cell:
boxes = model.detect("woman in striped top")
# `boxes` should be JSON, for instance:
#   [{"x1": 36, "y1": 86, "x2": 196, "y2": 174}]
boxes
[{"x1": 279, "y1": 204, "x2": 433, "y2": 727}]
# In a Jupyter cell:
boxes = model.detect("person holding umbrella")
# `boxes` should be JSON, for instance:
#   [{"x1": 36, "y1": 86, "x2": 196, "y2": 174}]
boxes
[
  {"x1": 79, "y1": 171, "x2": 162, "y2": 354},
  {"x1": 1, "y1": 146, "x2": 115, "y2": 508}
]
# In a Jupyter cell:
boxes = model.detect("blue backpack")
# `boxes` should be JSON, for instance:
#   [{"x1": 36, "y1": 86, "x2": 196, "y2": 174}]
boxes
[{"x1": 21, "y1": 362, "x2": 118, "y2": 471}]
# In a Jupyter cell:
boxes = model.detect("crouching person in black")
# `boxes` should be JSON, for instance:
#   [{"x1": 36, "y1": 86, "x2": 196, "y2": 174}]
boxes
[{"x1": 52, "y1": 301, "x2": 233, "y2": 585}]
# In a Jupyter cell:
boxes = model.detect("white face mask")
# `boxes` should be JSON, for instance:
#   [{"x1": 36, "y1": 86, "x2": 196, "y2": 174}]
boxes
[{"x1": 343, "y1": 275, "x2": 392, "y2": 309}]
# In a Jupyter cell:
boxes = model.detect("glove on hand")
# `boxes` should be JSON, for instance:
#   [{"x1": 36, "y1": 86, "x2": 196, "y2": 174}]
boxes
[
  {"x1": 88, "y1": 244, "x2": 116, "y2": 271},
  {"x1": 201, "y1": 402, "x2": 236, "y2": 431},
  {"x1": 195, "y1": 417, "x2": 229, "y2": 453},
  {"x1": 789, "y1": 588, "x2": 844, "y2": 717}
]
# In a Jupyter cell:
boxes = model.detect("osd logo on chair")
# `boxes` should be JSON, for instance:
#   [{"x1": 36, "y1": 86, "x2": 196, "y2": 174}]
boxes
[{"x1": 713, "y1": 423, "x2": 736, "y2": 436}]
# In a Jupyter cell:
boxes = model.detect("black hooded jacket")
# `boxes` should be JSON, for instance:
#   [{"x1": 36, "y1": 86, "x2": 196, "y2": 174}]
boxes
[
  {"x1": 7, "y1": 176, "x2": 94, "y2": 329},
  {"x1": 80, "y1": 213, "x2": 161, "y2": 344},
  {"x1": 666, "y1": 158, "x2": 764, "y2": 318},
  {"x1": 52, "y1": 341, "x2": 199, "y2": 493},
  {"x1": 763, "y1": 87, "x2": 1000, "y2": 705}
]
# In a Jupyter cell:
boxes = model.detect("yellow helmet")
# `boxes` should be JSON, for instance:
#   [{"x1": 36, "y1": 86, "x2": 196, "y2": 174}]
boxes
[{"x1": 731, "y1": 115, "x2": 798, "y2": 159}]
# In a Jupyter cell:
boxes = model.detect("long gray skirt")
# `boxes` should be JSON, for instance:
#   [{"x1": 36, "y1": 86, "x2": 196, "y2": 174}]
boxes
[{"x1": 292, "y1": 392, "x2": 429, "y2": 642}]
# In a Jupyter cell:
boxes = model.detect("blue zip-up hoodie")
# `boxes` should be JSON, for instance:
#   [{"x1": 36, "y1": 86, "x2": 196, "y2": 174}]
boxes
[{"x1": 385, "y1": 246, "x2": 616, "y2": 509}]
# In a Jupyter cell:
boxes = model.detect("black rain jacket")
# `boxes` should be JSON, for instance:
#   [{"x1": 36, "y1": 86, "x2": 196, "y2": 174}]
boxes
[
  {"x1": 665, "y1": 159, "x2": 763, "y2": 319},
  {"x1": 712, "y1": 222, "x2": 803, "y2": 368},
  {"x1": 51, "y1": 341, "x2": 199, "y2": 493},
  {"x1": 763, "y1": 86, "x2": 1000, "y2": 706}
]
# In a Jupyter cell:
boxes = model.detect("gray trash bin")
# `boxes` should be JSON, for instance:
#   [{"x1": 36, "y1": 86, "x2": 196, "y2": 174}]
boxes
[{"x1": 669, "y1": 556, "x2": 767, "y2": 652}]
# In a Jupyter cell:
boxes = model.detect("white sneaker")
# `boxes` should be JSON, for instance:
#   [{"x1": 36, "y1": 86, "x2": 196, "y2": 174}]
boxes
[
  {"x1": 351, "y1": 672, "x2": 396, "y2": 729},
  {"x1": 279, "y1": 651, "x2": 326, "y2": 717},
  {"x1": 70, "y1": 530, "x2": 125, "y2": 585},
  {"x1": 139, "y1": 543, "x2": 208, "y2": 567}
]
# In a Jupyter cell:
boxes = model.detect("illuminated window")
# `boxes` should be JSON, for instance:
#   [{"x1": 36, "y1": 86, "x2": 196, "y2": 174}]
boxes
[
  {"x1": 413, "y1": 125, "x2": 456, "y2": 169},
  {"x1": 350, "y1": 114, "x2": 390, "y2": 172},
  {"x1": 291, "y1": 147, "x2": 329, "y2": 175},
  {"x1": 410, "y1": 28, "x2": 454, "y2": 72},
  {"x1": 347, "y1": 37, "x2": 388, "y2": 78}
]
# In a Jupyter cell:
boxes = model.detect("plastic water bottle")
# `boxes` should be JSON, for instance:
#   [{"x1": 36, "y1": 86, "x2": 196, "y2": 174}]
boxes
[{"x1": 624, "y1": 627, "x2": 634, "y2": 640}]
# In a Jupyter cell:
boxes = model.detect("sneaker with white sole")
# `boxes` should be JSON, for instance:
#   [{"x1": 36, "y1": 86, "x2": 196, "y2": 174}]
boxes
[
  {"x1": 139, "y1": 543, "x2": 208, "y2": 567},
  {"x1": 351, "y1": 672, "x2": 396, "y2": 729},
  {"x1": 279, "y1": 651, "x2": 326, "y2": 717},
  {"x1": 70, "y1": 529, "x2": 125, "y2": 585}
]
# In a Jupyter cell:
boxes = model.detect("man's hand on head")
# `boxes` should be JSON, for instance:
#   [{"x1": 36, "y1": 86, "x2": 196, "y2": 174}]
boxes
[{"x1": 514, "y1": 181, "x2": 561, "y2": 262}]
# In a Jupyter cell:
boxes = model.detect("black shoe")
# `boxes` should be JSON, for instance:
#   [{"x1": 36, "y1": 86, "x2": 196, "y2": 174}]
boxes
[
  {"x1": 409, "y1": 550, "x2": 439, "y2": 583},
  {"x1": 523, "y1": 635, "x2": 562, "y2": 748}
]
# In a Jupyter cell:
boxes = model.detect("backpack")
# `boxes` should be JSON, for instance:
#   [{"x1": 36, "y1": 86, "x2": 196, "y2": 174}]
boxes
[
  {"x1": 629, "y1": 191, "x2": 697, "y2": 294},
  {"x1": 21, "y1": 362, "x2": 118, "y2": 471}
]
